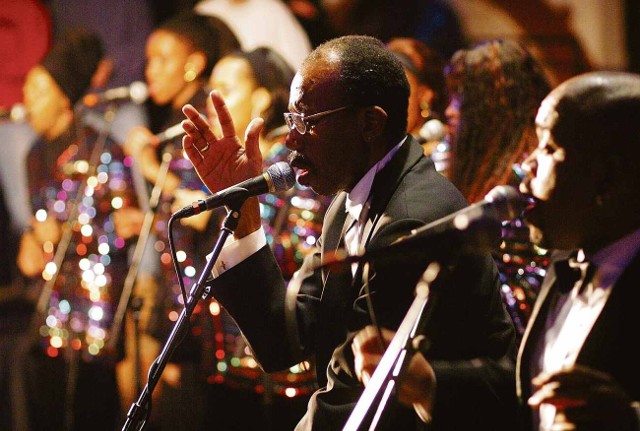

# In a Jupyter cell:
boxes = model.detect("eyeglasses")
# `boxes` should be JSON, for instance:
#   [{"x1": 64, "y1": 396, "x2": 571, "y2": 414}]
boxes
[{"x1": 283, "y1": 106, "x2": 349, "y2": 135}]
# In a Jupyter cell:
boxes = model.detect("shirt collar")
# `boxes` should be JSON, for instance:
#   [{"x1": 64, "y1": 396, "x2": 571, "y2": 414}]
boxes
[{"x1": 345, "y1": 136, "x2": 407, "y2": 221}]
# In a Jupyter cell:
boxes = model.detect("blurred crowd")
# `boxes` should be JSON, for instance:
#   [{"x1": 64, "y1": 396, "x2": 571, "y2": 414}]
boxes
[{"x1": 0, "y1": 1, "x2": 580, "y2": 430}]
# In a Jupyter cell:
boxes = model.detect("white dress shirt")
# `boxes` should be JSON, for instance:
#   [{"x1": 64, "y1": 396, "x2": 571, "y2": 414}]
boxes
[
  {"x1": 532, "y1": 228, "x2": 640, "y2": 430},
  {"x1": 344, "y1": 137, "x2": 406, "y2": 259}
]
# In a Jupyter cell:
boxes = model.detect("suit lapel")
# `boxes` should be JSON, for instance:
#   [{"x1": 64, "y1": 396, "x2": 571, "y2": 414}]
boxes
[
  {"x1": 320, "y1": 192, "x2": 348, "y2": 286},
  {"x1": 517, "y1": 248, "x2": 640, "y2": 399},
  {"x1": 576, "y1": 249, "x2": 640, "y2": 366},
  {"x1": 359, "y1": 137, "x2": 424, "y2": 251},
  {"x1": 516, "y1": 250, "x2": 573, "y2": 398}
]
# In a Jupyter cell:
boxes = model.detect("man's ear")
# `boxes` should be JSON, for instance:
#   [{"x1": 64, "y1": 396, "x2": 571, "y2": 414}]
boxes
[
  {"x1": 592, "y1": 153, "x2": 628, "y2": 208},
  {"x1": 251, "y1": 87, "x2": 272, "y2": 118},
  {"x1": 358, "y1": 105, "x2": 388, "y2": 142}
]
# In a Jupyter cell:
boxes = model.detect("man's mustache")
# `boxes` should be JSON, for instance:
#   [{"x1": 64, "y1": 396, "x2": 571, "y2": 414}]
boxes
[{"x1": 288, "y1": 151, "x2": 308, "y2": 167}]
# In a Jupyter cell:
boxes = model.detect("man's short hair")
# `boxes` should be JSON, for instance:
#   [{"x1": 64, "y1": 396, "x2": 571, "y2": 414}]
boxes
[
  {"x1": 304, "y1": 35, "x2": 410, "y2": 142},
  {"x1": 553, "y1": 71, "x2": 640, "y2": 162}
]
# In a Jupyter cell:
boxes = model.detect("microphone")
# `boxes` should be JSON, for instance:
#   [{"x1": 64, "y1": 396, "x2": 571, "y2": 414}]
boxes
[
  {"x1": 0, "y1": 104, "x2": 27, "y2": 123},
  {"x1": 322, "y1": 185, "x2": 527, "y2": 269},
  {"x1": 418, "y1": 118, "x2": 446, "y2": 143},
  {"x1": 173, "y1": 161, "x2": 296, "y2": 218},
  {"x1": 82, "y1": 81, "x2": 148, "y2": 107},
  {"x1": 400, "y1": 184, "x2": 525, "y2": 243},
  {"x1": 154, "y1": 123, "x2": 185, "y2": 143}
]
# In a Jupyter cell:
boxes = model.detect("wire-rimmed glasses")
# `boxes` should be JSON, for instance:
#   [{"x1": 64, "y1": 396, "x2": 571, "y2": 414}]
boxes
[{"x1": 283, "y1": 106, "x2": 349, "y2": 135}]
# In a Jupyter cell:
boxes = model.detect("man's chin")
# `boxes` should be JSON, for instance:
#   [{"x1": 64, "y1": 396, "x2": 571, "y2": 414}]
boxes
[
  {"x1": 307, "y1": 182, "x2": 339, "y2": 197},
  {"x1": 307, "y1": 184, "x2": 334, "y2": 196},
  {"x1": 294, "y1": 173, "x2": 340, "y2": 196},
  {"x1": 528, "y1": 224, "x2": 562, "y2": 252},
  {"x1": 528, "y1": 225, "x2": 546, "y2": 248}
]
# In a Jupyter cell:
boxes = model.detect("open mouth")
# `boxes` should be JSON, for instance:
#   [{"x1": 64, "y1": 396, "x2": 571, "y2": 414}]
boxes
[
  {"x1": 288, "y1": 151, "x2": 311, "y2": 182},
  {"x1": 510, "y1": 164, "x2": 538, "y2": 212},
  {"x1": 523, "y1": 194, "x2": 538, "y2": 212},
  {"x1": 517, "y1": 193, "x2": 540, "y2": 222}
]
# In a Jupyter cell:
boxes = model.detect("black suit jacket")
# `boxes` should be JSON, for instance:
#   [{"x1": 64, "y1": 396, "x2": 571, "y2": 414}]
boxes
[
  {"x1": 210, "y1": 137, "x2": 517, "y2": 430},
  {"x1": 516, "y1": 250, "x2": 640, "y2": 430}
]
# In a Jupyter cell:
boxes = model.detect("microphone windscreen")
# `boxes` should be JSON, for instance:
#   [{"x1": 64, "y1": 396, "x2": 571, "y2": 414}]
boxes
[
  {"x1": 0, "y1": 104, "x2": 27, "y2": 123},
  {"x1": 129, "y1": 81, "x2": 149, "y2": 105},
  {"x1": 266, "y1": 162, "x2": 296, "y2": 192},
  {"x1": 483, "y1": 185, "x2": 527, "y2": 222},
  {"x1": 418, "y1": 118, "x2": 446, "y2": 143}
]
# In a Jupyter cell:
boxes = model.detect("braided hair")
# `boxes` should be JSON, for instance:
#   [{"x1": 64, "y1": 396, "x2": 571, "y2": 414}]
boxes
[{"x1": 445, "y1": 39, "x2": 550, "y2": 202}]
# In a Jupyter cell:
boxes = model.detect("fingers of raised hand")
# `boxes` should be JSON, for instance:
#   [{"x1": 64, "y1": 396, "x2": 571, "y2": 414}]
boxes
[
  {"x1": 182, "y1": 134, "x2": 207, "y2": 164},
  {"x1": 209, "y1": 90, "x2": 237, "y2": 139},
  {"x1": 182, "y1": 106, "x2": 215, "y2": 160},
  {"x1": 244, "y1": 117, "x2": 265, "y2": 161}
]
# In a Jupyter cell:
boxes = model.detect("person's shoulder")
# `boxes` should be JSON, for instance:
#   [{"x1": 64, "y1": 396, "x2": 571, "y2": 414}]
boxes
[
  {"x1": 402, "y1": 156, "x2": 468, "y2": 211},
  {"x1": 380, "y1": 137, "x2": 466, "y2": 219}
]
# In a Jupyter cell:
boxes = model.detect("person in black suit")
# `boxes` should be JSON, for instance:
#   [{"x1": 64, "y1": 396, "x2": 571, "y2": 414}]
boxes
[
  {"x1": 517, "y1": 71, "x2": 640, "y2": 430},
  {"x1": 181, "y1": 35, "x2": 517, "y2": 429}
]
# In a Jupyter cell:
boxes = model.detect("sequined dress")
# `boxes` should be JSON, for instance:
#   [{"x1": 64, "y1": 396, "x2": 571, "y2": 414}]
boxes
[
  {"x1": 26, "y1": 126, "x2": 138, "y2": 363},
  {"x1": 497, "y1": 216, "x2": 549, "y2": 341},
  {"x1": 494, "y1": 169, "x2": 549, "y2": 340}
]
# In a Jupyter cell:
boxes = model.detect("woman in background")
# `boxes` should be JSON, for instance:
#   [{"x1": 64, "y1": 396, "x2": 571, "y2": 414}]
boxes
[
  {"x1": 18, "y1": 28, "x2": 133, "y2": 431},
  {"x1": 118, "y1": 11, "x2": 239, "y2": 430},
  {"x1": 386, "y1": 37, "x2": 449, "y2": 167},
  {"x1": 444, "y1": 38, "x2": 551, "y2": 338}
]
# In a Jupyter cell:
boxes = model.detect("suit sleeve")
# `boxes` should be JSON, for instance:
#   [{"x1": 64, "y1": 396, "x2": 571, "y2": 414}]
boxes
[{"x1": 208, "y1": 244, "x2": 322, "y2": 372}]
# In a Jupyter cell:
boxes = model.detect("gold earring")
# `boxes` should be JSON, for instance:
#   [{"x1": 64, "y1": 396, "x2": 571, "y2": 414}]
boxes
[
  {"x1": 184, "y1": 62, "x2": 197, "y2": 83},
  {"x1": 420, "y1": 101, "x2": 431, "y2": 119}
]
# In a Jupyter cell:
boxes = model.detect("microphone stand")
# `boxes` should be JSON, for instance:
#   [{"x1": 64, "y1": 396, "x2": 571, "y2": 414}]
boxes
[
  {"x1": 343, "y1": 262, "x2": 443, "y2": 431},
  {"x1": 121, "y1": 189, "x2": 250, "y2": 431},
  {"x1": 108, "y1": 145, "x2": 175, "y2": 368},
  {"x1": 130, "y1": 296, "x2": 144, "y2": 395}
]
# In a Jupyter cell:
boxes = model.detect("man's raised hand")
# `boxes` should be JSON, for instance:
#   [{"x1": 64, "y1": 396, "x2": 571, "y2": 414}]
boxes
[{"x1": 181, "y1": 90, "x2": 264, "y2": 194}]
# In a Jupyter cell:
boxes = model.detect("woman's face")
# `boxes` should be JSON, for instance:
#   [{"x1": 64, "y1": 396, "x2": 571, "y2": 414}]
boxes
[
  {"x1": 444, "y1": 92, "x2": 462, "y2": 142},
  {"x1": 207, "y1": 56, "x2": 257, "y2": 137},
  {"x1": 23, "y1": 66, "x2": 70, "y2": 137},
  {"x1": 145, "y1": 30, "x2": 193, "y2": 106}
]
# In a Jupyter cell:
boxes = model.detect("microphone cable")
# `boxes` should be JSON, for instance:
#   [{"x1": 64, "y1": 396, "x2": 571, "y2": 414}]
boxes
[{"x1": 168, "y1": 212, "x2": 189, "y2": 308}]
